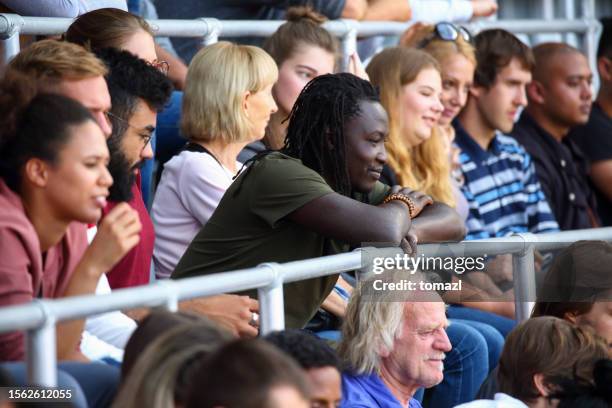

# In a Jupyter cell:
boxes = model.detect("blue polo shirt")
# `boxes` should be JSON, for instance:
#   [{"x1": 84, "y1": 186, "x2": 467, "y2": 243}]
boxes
[
  {"x1": 341, "y1": 371, "x2": 423, "y2": 408},
  {"x1": 453, "y1": 120, "x2": 559, "y2": 239}
]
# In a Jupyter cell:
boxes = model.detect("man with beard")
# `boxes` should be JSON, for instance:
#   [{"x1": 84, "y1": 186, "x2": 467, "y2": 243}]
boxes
[
  {"x1": 97, "y1": 47, "x2": 173, "y2": 289},
  {"x1": 97, "y1": 48, "x2": 261, "y2": 337}
]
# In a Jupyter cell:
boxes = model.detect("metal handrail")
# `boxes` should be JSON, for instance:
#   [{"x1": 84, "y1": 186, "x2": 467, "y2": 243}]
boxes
[
  {"x1": 0, "y1": 14, "x2": 602, "y2": 71},
  {"x1": 0, "y1": 227, "x2": 611, "y2": 386},
  {"x1": 0, "y1": 14, "x2": 597, "y2": 38}
]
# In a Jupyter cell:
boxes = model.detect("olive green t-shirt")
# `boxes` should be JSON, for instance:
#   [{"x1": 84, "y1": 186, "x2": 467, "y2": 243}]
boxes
[{"x1": 172, "y1": 152, "x2": 390, "y2": 328}]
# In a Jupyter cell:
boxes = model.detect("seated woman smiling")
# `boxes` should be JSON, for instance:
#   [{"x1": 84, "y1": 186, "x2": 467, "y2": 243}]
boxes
[{"x1": 172, "y1": 73, "x2": 464, "y2": 329}]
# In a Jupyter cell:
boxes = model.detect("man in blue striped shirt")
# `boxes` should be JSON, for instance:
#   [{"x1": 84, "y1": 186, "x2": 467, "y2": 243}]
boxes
[{"x1": 454, "y1": 29, "x2": 559, "y2": 240}]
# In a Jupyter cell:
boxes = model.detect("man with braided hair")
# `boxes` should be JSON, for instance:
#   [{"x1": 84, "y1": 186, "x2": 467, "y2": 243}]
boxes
[{"x1": 173, "y1": 73, "x2": 464, "y2": 329}]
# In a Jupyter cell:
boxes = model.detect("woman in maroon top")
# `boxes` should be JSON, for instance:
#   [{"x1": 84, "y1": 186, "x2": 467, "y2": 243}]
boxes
[{"x1": 0, "y1": 73, "x2": 141, "y2": 361}]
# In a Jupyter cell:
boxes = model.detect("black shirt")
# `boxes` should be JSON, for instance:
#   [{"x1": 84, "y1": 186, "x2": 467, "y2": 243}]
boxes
[
  {"x1": 512, "y1": 112, "x2": 599, "y2": 230},
  {"x1": 568, "y1": 102, "x2": 612, "y2": 226}
]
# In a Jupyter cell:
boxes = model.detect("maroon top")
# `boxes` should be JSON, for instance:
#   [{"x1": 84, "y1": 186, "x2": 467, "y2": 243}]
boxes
[
  {"x1": 104, "y1": 173, "x2": 154, "y2": 289},
  {"x1": 0, "y1": 179, "x2": 89, "y2": 361}
]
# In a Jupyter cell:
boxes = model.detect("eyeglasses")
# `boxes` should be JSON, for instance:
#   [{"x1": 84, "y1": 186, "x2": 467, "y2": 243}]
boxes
[
  {"x1": 148, "y1": 59, "x2": 169, "y2": 76},
  {"x1": 417, "y1": 22, "x2": 472, "y2": 49},
  {"x1": 105, "y1": 111, "x2": 153, "y2": 149}
]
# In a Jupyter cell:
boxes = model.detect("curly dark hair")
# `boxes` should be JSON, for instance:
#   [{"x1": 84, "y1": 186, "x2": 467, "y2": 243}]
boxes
[
  {"x1": 95, "y1": 47, "x2": 172, "y2": 201},
  {"x1": 265, "y1": 329, "x2": 341, "y2": 370},
  {"x1": 96, "y1": 47, "x2": 173, "y2": 140}
]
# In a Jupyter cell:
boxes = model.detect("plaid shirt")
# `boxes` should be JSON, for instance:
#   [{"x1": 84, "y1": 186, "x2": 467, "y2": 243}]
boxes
[{"x1": 454, "y1": 120, "x2": 559, "y2": 239}]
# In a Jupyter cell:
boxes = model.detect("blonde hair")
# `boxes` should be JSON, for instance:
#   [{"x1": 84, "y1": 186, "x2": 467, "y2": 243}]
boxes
[
  {"x1": 367, "y1": 47, "x2": 455, "y2": 207},
  {"x1": 8, "y1": 39, "x2": 107, "y2": 85},
  {"x1": 181, "y1": 41, "x2": 278, "y2": 144}
]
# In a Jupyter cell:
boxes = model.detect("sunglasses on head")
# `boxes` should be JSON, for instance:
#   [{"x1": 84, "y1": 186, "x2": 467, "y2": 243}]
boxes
[{"x1": 417, "y1": 22, "x2": 473, "y2": 49}]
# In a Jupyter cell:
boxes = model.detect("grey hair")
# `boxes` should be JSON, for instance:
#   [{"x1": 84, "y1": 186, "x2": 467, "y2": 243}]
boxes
[
  {"x1": 112, "y1": 320, "x2": 232, "y2": 408},
  {"x1": 337, "y1": 270, "x2": 410, "y2": 375},
  {"x1": 337, "y1": 270, "x2": 443, "y2": 374}
]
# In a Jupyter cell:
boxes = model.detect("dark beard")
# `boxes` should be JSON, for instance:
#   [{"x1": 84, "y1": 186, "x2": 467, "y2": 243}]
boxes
[{"x1": 107, "y1": 137, "x2": 135, "y2": 202}]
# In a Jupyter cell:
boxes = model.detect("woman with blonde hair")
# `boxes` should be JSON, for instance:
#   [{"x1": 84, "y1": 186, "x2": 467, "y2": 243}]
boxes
[
  {"x1": 367, "y1": 47, "x2": 450, "y2": 205},
  {"x1": 152, "y1": 41, "x2": 278, "y2": 279},
  {"x1": 403, "y1": 23, "x2": 517, "y2": 334},
  {"x1": 400, "y1": 22, "x2": 478, "y2": 219}
]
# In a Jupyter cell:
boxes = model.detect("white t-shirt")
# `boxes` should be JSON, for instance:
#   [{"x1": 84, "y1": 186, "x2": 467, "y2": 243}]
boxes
[
  {"x1": 81, "y1": 226, "x2": 137, "y2": 362},
  {"x1": 152, "y1": 150, "x2": 239, "y2": 279}
]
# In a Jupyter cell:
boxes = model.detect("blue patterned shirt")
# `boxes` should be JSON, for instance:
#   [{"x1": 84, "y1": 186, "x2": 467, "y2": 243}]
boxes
[{"x1": 453, "y1": 121, "x2": 559, "y2": 239}]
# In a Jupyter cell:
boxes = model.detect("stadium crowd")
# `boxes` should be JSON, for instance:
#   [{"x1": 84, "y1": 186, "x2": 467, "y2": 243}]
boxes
[{"x1": 0, "y1": 1, "x2": 611, "y2": 407}]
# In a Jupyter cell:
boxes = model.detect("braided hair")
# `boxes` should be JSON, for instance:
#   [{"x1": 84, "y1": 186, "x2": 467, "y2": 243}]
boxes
[{"x1": 282, "y1": 72, "x2": 379, "y2": 196}]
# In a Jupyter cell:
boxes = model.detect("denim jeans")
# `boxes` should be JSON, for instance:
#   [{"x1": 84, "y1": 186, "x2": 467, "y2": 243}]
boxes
[
  {"x1": 446, "y1": 305, "x2": 516, "y2": 338},
  {"x1": 452, "y1": 318, "x2": 504, "y2": 372},
  {"x1": 2, "y1": 361, "x2": 119, "y2": 408}
]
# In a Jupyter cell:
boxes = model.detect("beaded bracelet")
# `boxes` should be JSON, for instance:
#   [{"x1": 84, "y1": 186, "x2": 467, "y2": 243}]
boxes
[{"x1": 383, "y1": 193, "x2": 417, "y2": 218}]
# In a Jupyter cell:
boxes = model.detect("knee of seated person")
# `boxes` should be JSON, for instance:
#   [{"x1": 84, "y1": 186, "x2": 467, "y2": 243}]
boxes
[{"x1": 445, "y1": 322, "x2": 489, "y2": 366}]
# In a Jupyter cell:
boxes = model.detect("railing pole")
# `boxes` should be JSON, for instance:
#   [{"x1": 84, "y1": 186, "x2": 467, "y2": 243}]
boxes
[
  {"x1": 26, "y1": 301, "x2": 57, "y2": 386},
  {"x1": 0, "y1": 14, "x2": 24, "y2": 65},
  {"x1": 257, "y1": 263, "x2": 285, "y2": 334},
  {"x1": 157, "y1": 280, "x2": 179, "y2": 312},
  {"x1": 582, "y1": 0, "x2": 600, "y2": 91},
  {"x1": 512, "y1": 233, "x2": 537, "y2": 322},
  {"x1": 198, "y1": 17, "x2": 221, "y2": 47},
  {"x1": 338, "y1": 19, "x2": 358, "y2": 72},
  {"x1": 0, "y1": 33, "x2": 19, "y2": 63}
]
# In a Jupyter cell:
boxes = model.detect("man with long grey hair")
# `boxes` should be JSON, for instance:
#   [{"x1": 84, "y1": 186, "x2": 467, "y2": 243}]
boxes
[{"x1": 338, "y1": 271, "x2": 451, "y2": 407}]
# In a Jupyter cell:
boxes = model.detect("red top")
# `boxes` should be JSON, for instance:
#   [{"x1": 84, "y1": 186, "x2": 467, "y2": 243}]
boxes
[
  {"x1": 0, "y1": 179, "x2": 89, "y2": 361},
  {"x1": 103, "y1": 173, "x2": 154, "y2": 289}
]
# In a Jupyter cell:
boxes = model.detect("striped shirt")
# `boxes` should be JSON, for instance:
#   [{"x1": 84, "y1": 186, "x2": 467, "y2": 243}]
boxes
[{"x1": 454, "y1": 121, "x2": 559, "y2": 239}]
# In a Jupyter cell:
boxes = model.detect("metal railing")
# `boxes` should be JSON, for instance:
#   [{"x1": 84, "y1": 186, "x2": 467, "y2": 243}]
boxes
[
  {"x1": 0, "y1": 13, "x2": 601, "y2": 72},
  {"x1": 0, "y1": 227, "x2": 611, "y2": 387}
]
